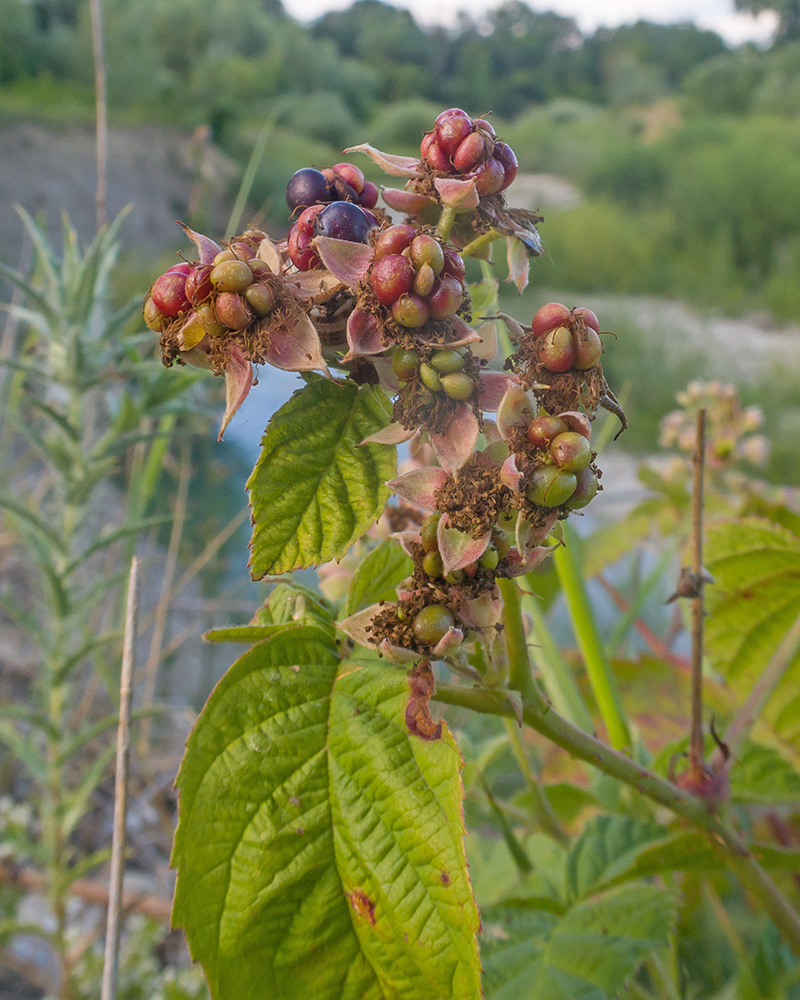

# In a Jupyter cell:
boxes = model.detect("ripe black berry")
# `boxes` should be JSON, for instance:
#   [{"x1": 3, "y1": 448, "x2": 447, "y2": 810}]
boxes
[
  {"x1": 315, "y1": 201, "x2": 375, "y2": 243},
  {"x1": 286, "y1": 168, "x2": 331, "y2": 212}
]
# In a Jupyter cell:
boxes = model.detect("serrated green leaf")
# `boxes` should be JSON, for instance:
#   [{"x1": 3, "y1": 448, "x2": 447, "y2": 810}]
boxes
[
  {"x1": 346, "y1": 539, "x2": 413, "y2": 616},
  {"x1": 705, "y1": 518, "x2": 800, "y2": 746},
  {"x1": 172, "y1": 629, "x2": 481, "y2": 1000},
  {"x1": 729, "y1": 741, "x2": 800, "y2": 804},
  {"x1": 565, "y1": 815, "x2": 669, "y2": 901},
  {"x1": 482, "y1": 883, "x2": 677, "y2": 1000},
  {"x1": 248, "y1": 380, "x2": 396, "y2": 578},
  {"x1": 246, "y1": 581, "x2": 337, "y2": 639}
]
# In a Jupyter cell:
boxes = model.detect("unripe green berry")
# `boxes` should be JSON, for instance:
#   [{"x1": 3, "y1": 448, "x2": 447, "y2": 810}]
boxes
[
  {"x1": 420, "y1": 362, "x2": 443, "y2": 392},
  {"x1": 392, "y1": 293, "x2": 430, "y2": 328},
  {"x1": 550, "y1": 432, "x2": 593, "y2": 472},
  {"x1": 244, "y1": 282, "x2": 276, "y2": 317},
  {"x1": 430, "y1": 349, "x2": 465, "y2": 373},
  {"x1": 210, "y1": 260, "x2": 254, "y2": 293},
  {"x1": 413, "y1": 263, "x2": 436, "y2": 298},
  {"x1": 440, "y1": 372, "x2": 474, "y2": 400},
  {"x1": 410, "y1": 235, "x2": 445, "y2": 275},
  {"x1": 422, "y1": 550, "x2": 444, "y2": 578},
  {"x1": 421, "y1": 514, "x2": 441, "y2": 552},
  {"x1": 445, "y1": 570, "x2": 465, "y2": 584},
  {"x1": 412, "y1": 605, "x2": 455, "y2": 645},
  {"x1": 526, "y1": 465, "x2": 577, "y2": 507},
  {"x1": 492, "y1": 529, "x2": 511, "y2": 560},
  {"x1": 479, "y1": 547, "x2": 499, "y2": 570},
  {"x1": 392, "y1": 349, "x2": 419, "y2": 380}
]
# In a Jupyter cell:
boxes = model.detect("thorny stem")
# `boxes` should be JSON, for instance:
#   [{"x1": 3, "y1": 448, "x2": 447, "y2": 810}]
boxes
[
  {"x1": 690, "y1": 409, "x2": 706, "y2": 770},
  {"x1": 432, "y1": 681, "x2": 800, "y2": 958}
]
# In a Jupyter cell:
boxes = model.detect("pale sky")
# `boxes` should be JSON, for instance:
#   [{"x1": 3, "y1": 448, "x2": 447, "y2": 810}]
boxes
[{"x1": 282, "y1": 0, "x2": 778, "y2": 46}]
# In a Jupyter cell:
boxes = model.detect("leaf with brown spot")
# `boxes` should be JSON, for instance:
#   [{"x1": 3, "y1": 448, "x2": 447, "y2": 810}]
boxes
[{"x1": 406, "y1": 661, "x2": 443, "y2": 741}]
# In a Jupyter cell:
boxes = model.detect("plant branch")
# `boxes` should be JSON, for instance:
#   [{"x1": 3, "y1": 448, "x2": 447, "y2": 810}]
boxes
[
  {"x1": 437, "y1": 205, "x2": 457, "y2": 241},
  {"x1": 503, "y1": 718, "x2": 569, "y2": 845},
  {"x1": 89, "y1": 0, "x2": 108, "y2": 230},
  {"x1": 690, "y1": 408, "x2": 706, "y2": 770},
  {"x1": 100, "y1": 556, "x2": 139, "y2": 1000},
  {"x1": 460, "y1": 228, "x2": 503, "y2": 258},
  {"x1": 433, "y1": 681, "x2": 800, "y2": 958}
]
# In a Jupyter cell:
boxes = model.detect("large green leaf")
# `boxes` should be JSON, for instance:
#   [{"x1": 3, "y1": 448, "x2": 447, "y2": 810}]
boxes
[
  {"x1": 172, "y1": 628, "x2": 481, "y2": 1000},
  {"x1": 248, "y1": 379, "x2": 396, "y2": 578},
  {"x1": 564, "y1": 815, "x2": 669, "y2": 901},
  {"x1": 705, "y1": 519, "x2": 800, "y2": 746},
  {"x1": 482, "y1": 883, "x2": 677, "y2": 1000},
  {"x1": 346, "y1": 539, "x2": 414, "y2": 615}
]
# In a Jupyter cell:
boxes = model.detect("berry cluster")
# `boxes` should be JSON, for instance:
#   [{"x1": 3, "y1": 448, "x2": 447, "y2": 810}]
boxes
[
  {"x1": 530, "y1": 302, "x2": 603, "y2": 373},
  {"x1": 392, "y1": 347, "x2": 476, "y2": 404},
  {"x1": 144, "y1": 230, "x2": 276, "y2": 349},
  {"x1": 421, "y1": 108, "x2": 518, "y2": 196},
  {"x1": 369, "y1": 226, "x2": 466, "y2": 328},
  {"x1": 288, "y1": 201, "x2": 379, "y2": 271},
  {"x1": 523, "y1": 413, "x2": 598, "y2": 510},
  {"x1": 286, "y1": 164, "x2": 379, "y2": 213}
]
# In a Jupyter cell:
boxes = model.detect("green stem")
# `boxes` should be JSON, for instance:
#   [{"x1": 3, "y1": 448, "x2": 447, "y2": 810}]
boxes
[
  {"x1": 437, "y1": 204, "x2": 457, "y2": 241},
  {"x1": 433, "y1": 682, "x2": 800, "y2": 959},
  {"x1": 553, "y1": 525, "x2": 631, "y2": 749},
  {"x1": 460, "y1": 227, "x2": 503, "y2": 258},
  {"x1": 497, "y1": 577, "x2": 538, "y2": 703}
]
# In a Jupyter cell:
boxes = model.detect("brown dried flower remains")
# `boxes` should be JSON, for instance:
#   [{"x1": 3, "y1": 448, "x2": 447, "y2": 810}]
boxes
[{"x1": 433, "y1": 461, "x2": 513, "y2": 538}]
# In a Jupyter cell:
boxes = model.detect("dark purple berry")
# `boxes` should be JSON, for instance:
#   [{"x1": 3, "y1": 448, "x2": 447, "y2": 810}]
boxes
[
  {"x1": 315, "y1": 201, "x2": 375, "y2": 243},
  {"x1": 286, "y1": 168, "x2": 331, "y2": 211}
]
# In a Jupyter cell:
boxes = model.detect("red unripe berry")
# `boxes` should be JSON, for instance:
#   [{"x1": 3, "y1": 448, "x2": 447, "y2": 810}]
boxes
[
  {"x1": 392, "y1": 293, "x2": 430, "y2": 328},
  {"x1": 151, "y1": 272, "x2": 191, "y2": 317},
  {"x1": 296, "y1": 204, "x2": 325, "y2": 234},
  {"x1": 494, "y1": 141, "x2": 518, "y2": 191},
  {"x1": 564, "y1": 467, "x2": 599, "y2": 510},
  {"x1": 434, "y1": 108, "x2": 469, "y2": 126},
  {"x1": 424, "y1": 139, "x2": 452, "y2": 172},
  {"x1": 229, "y1": 241, "x2": 255, "y2": 260},
  {"x1": 475, "y1": 157, "x2": 505, "y2": 196},
  {"x1": 442, "y1": 248, "x2": 466, "y2": 282},
  {"x1": 572, "y1": 307, "x2": 600, "y2": 333},
  {"x1": 536, "y1": 327, "x2": 575, "y2": 372},
  {"x1": 248, "y1": 259, "x2": 272, "y2": 278},
  {"x1": 453, "y1": 132, "x2": 486, "y2": 172},
  {"x1": 185, "y1": 265, "x2": 213, "y2": 305},
  {"x1": 369, "y1": 255, "x2": 415, "y2": 305},
  {"x1": 527, "y1": 415, "x2": 568, "y2": 449},
  {"x1": 333, "y1": 162, "x2": 365, "y2": 194},
  {"x1": 428, "y1": 276, "x2": 463, "y2": 319},
  {"x1": 166, "y1": 262, "x2": 192, "y2": 276},
  {"x1": 531, "y1": 302, "x2": 571, "y2": 338},
  {"x1": 436, "y1": 115, "x2": 474, "y2": 156},
  {"x1": 287, "y1": 224, "x2": 320, "y2": 270},
  {"x1": 473, "y1": 118, "x2": 496, "y2": 137},
  {"x1": 572, "y1": 326, "x2": 603, "y2": 370},
  {"x1": 360, "y1": 181, "x2": 379, "y2": 209},
  {"x1": 374, "y1": 224, "x2": 416, "y2": 259},
  {"x1": 214, "y1": 292, "x2": 254, "y2": 330},
  {"x1": 550, "y1": 431, "x2": 593, "y2": 472}
]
